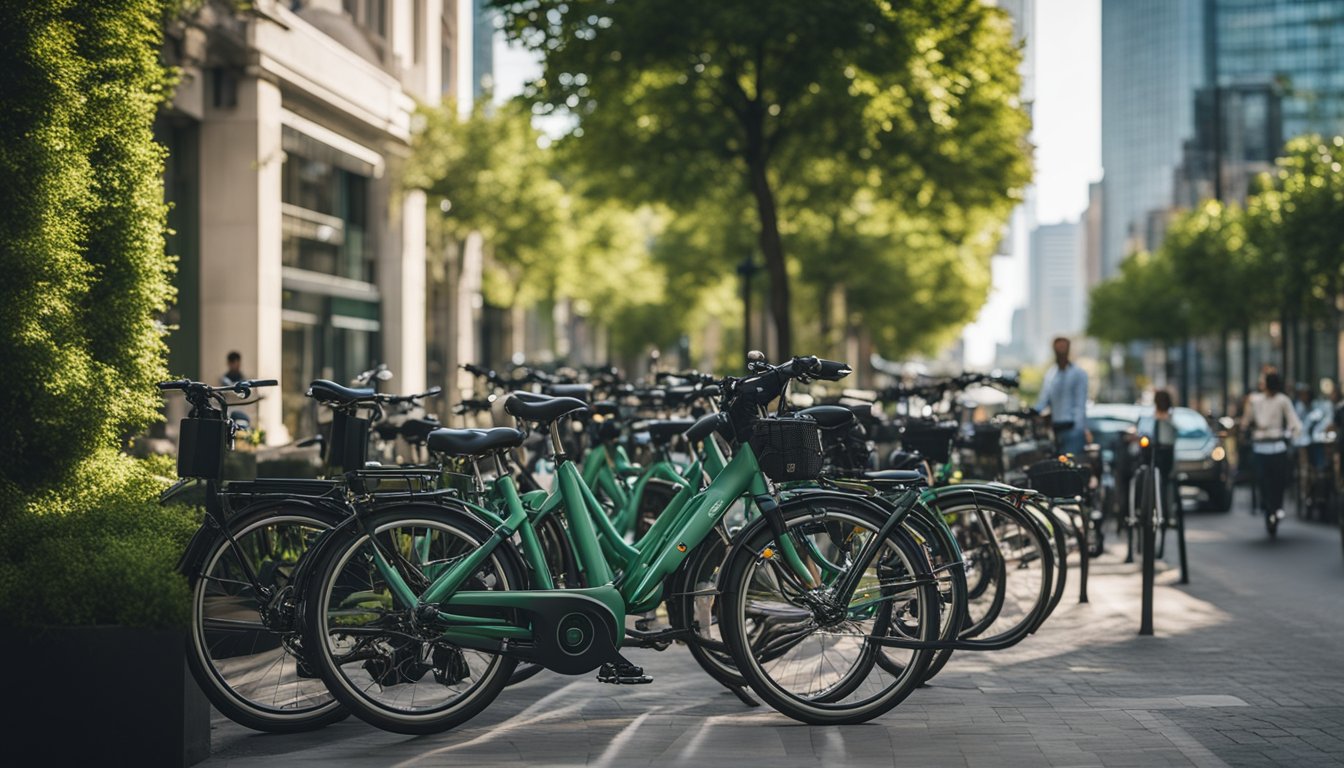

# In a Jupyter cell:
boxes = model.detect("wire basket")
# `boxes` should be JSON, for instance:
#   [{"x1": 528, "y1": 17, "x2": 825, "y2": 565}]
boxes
[
  {"x1": 899, "y1": 422, "x2": 959, "y2": 464},
  {"x1": 1024, "y1": 457, "x2": 1089, "y2": 499},
  {"x1": 749, "y1": 418, "x2": 825, "y2": 482}
]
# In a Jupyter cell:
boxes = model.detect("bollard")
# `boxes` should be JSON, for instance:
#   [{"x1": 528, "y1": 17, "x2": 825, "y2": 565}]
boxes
[
  {"x1": 1175, "y1": 493, "x2": 1190, "y2": 584},
  {"x1": 1138, "y1": 430, "x2": 1158, "y2": 636},
  {"x1": 1077, "y1": 502, "x2": 1090, "y2": 603}
]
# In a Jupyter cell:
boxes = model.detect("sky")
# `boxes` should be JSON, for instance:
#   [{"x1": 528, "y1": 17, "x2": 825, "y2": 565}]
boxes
[
  {"x1": 490, "y1": 2, "x2": 1103, "y2": 368},
  {"x1": 963, "y1": 0, "x2": 1103, "y2": 367}
]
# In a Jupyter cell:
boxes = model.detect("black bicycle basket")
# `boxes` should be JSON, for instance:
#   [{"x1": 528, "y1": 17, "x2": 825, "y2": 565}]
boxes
[
  {"x1": 749, "y1": 417, "x2": 825, "y2": 482},
  {"x1": 177, "y1": 416, "x2": 229, "y2": 480},
  {"x1": 325, "y1": 410, "x2": 370, "y2": 472},
  {"x1": 969, "y1": 423, "x2": 1004, "y2": 454},
  {"x1": 1024, "y1": 457, "x2": 1089, "y2": 498},
  {"x1": 899, "y1": 421, "x2": 959, "y2": 464}
]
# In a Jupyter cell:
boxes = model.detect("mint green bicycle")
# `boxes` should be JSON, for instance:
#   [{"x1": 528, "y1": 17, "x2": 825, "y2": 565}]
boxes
[{"x1": 299, "y1": 356, "x2": 942, "y2": 732}]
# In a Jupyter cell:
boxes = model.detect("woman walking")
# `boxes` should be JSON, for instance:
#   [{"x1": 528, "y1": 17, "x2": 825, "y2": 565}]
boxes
[{"x1": 1241, "y1": 371, "x2": 1302, "y2": 538}]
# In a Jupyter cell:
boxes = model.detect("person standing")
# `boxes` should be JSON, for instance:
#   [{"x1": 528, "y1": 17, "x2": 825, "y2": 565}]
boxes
[
  {"x1": 221, "y1": 351, "x2": 245, "y2": 387},
  {"x1": 1240, "y1": 371, "x2": 1301, "y2": 534},
  {"x1": 1035, "y1": 337, "x2": 1091, "y2": 456}
]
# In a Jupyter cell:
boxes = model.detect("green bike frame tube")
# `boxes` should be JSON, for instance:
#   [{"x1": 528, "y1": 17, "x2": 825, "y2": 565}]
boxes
[
  {"x1": 621, "y1": 446, "x2": 800, "y2": 610},
  {"x1": 419, "y1": 476, "x2": 530, "y2": 605},
  {"x1": 556, "y1": 460, "x2": 615, "y2": 586}
]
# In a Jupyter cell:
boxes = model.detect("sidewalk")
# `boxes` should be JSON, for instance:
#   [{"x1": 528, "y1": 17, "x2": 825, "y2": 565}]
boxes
[{"x1": 203, "y1": 497, "x2": 1344, "y2": 767}]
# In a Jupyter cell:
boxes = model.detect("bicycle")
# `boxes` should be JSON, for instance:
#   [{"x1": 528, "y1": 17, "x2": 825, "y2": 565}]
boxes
[{"x1": 299, "y1": 355, "x2": 943, "y2": 731}]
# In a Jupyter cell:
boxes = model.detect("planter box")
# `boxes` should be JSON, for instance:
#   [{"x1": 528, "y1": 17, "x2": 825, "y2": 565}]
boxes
[{"x1": 3, "y1": 626, "x2": 210, "y2": 766}]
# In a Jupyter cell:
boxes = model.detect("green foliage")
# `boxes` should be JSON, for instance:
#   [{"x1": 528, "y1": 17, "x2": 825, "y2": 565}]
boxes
[
  {"x1": 1087, "y1": 249, "x2": 1190, "y2": 345},
  {"x1": 1245, "y1": 135, "x2": 1344, "y2": 319},
  {"x1": 0, "y1": 0, "x2": 177, "y2": 506},
  {"x1": 490, "y1": 0, "x2": 1030, "y2": 360},
  {"x1": 0, "y1": 451, "x2": 198, "y2": 629},
  {"x1": 1088, "y1": 134, "x2": 1344, "y2": 345}
]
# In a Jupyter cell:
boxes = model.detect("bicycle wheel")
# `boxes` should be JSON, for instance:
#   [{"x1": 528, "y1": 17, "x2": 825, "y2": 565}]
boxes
[
  {"x1": 950, "y1": 497, "x2": 1054, "y2": 644},
  {"x1": 303, "y1": 504, "x2": 523, "y2": 734},
  {"x1": 667, "y1": 525, "x2": 748, "y2": 690},
  {"x1": 874, "y1": 504, "x2": 967, "y2": 684},
  {"x1": 187, "y1": 504, "x2": 347, "y2": 733},
  {"x1": 720, "y1": 497, "x2": 939, "y2": 724}
]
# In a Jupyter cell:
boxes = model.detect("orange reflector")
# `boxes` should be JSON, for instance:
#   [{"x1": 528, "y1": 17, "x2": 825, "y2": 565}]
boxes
[
  {"x1": 676, "y1": 543, "x2": 687, "y2": 553},
  {"x1": 1139, "y1": 436, "x2": 1150, "y2": 448},
  {"x1": 1058, "y1": 455, "x2": 1068, "y2": 463},
  {"x1": 762, "y1": 547, "x2": 775, "y2": 559}
]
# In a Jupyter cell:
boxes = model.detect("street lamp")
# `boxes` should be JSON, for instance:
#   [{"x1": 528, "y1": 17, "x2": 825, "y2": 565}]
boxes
[{"x1": 737, "y1": 255, "x2": 759, "y2": 363}]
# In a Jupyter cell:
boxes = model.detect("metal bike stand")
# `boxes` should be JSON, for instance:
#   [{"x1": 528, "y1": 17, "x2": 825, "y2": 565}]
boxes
[
  {"x1": 1077, "y1": 500, "x2": 1090, "y2": 603},
  {"x1": 1175, "y1": 492, "x2": 1190, "y2": 585},
  {"x1": 1139, "y1": 430, "x2": 1158, "y2": 637}
]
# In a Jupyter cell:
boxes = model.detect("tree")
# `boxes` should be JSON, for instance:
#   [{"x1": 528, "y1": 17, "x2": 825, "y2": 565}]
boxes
[
  {"x1": 1087, "y1": 249, "x2": 1190, "y2": 346},
  {"x1": 1163, "y1": 200, "x2": 1268, "y2": 335},
  {"x1": 491, "y1": 0, "x2": 1031, "y2": 360},
  {"x1": 0, "y1": 0, "x2": 177, "y2": 505},
  {"x1": 1244, "y1": 135, "x2": 1344, "y2": 322}
]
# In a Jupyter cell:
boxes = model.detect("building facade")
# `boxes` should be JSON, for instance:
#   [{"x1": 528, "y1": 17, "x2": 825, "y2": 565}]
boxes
[
  {"x1": 1100, "y1": 0, "x2": 1206, "y2": 277},
  {"x1": 1027, "y1": 221, "x2": 1085, "y2": 361},
  {"x1": 160, "y1": 0, "x2": 470, "y2": 442}
]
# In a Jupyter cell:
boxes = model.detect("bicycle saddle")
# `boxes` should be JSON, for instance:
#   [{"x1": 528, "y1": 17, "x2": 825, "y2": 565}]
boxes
[
  {"x1": 543, "y1": 383, "x2": 592, "y2": 401},
  {"x1": 427, "y1": 427, "x2": 524, "y2": 456},
  {"x1": 684, "y1": 412, "x2": 727, "y2": 443},
  {"x1": 863, "y1": 469, "x2": 926, "y2": 483},
  {"x1": 307, "y1": 379, "x2": 376, "y2": 404},
  {"x1": 639, "y1": 419, "x2": 696, "y2": 444},
  {"x1": 797, "y1": 405, "x2": 858, "y2": 430},
  {"x1": 400, "y1": 417, "x2": 442, "y2": 444},
  {"x1": 505, "y1": 393, "x2": 590, "y2": 423}
]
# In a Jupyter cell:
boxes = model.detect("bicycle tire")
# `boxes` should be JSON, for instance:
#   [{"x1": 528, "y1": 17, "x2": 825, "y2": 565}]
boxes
[
  {"x1": 185, "y1": 503, "x2": 348, "y2": 733},
  {"x1": 302, "y1": 504, "x2": 523, "y2": 735},
  {"x1": 720, "y1": 496, "x2": 939, "y2": 724}
]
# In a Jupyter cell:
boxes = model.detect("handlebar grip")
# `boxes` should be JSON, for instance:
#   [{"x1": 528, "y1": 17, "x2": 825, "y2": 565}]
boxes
[
  {"x1": 157, "y1": 380, "x2": 187, "y2": 391},
  {"x1": 816, "y1": 359, "x2": 852, "y2": 381},
  {"x1": 247, "y1": 379, "x2": 278, "y2": 388}
]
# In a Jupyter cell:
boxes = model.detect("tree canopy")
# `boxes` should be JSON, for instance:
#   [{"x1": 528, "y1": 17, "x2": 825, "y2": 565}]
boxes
[
  {"x1": 1087, "y1": 133, "x2": 1344, "y2": 346},
  {"x1": 490, "y1": 0, "x2": 1031, "y2": 360}
]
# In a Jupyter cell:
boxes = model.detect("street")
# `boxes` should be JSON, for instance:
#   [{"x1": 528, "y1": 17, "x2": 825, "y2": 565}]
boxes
[{"x1": 203, "y1": 491, "x2": 1344, "y2": 768}]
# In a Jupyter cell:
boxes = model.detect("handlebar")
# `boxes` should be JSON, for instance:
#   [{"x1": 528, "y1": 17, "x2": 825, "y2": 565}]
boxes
[{"x1": 157, "y1": 378, "x2": 278, "y2": 415}]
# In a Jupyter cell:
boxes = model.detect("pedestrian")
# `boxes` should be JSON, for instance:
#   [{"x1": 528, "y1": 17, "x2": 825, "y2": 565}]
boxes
[
  {"x1": 1152, "y1": 390, "x2": 1179, "y2": 514},
  {"x1": 1034, "y1": 336, "x2": 1090, "y2": 456},
  {"x1": 221, "y1": 351, "x2": 245, "y2": 387},
  {"x1": 1240, "y1": 371, "x2": 1301, "y2": 531}
]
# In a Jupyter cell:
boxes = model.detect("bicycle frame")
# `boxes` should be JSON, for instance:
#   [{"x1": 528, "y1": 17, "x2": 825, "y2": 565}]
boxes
[{"x1": 358, "y1": 440, "x2": 815, "y2": 661}]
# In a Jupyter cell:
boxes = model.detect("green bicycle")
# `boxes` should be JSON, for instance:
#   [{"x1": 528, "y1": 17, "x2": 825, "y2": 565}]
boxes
[{"x1": 300, "y1": 356, "x2": 942, "y2": 732}]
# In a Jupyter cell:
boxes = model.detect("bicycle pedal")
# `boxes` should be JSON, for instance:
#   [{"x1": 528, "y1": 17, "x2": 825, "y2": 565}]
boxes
[{"x1": 596, "y1": 662, "x2": 653, "y2": 685}]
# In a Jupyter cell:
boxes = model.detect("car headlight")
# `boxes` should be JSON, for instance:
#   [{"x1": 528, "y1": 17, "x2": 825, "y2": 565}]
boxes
[{"x1": 1211, "y1": 446, "x2": 1226, "y2": 462}]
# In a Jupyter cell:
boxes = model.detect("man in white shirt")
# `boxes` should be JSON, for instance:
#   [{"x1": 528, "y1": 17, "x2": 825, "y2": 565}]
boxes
[{"x1": 1035, "y1": 337, "x2": 1091, "y2": 456}]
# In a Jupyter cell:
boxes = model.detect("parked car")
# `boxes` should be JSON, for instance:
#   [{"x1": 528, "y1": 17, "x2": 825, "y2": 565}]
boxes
[{"x1": 1088, "y1": 403, "x2": 1234, "y2": 513}]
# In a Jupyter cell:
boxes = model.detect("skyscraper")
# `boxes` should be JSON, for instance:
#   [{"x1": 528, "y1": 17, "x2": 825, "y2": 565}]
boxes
[
  {"x1": 1028, "y1": 221, "x2": 1085, "y2": 361},
  {"x1": 1215, "y1": 0, "x2": 1344, "y2": 141},
  {"x1": 1100, "y1": 0, "x2": 1206, "y2": 276}
]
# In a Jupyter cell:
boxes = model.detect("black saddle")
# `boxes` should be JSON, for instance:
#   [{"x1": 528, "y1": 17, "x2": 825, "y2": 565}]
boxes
[
  {"x1": 685, "y1": 412, "x2": 726, "y2": 443},
  {"x1": 864, "y1": 469, "x2": 926, "y2": 483},
  {"x1": 592, "y1": 400, "x2": 621, "y2": 417},
  {"x1": 400, "y1": 417, "x2": 442, "y2": 444},
  {"x1": 797, "y1": 405, "x2": 858, "y2": 430},
  {"x1": 427, "y1": 427, "x2": 524, "y2": 456},
  {"x1": 543, "y1": 383, "x2": 592, "y2": 401},
  {"x1": 307, "y1": 379, "x2": 376, "y2": 405},
  {"x1": 505, "y1": 393, "x2": 590, "y2": 423},
  {"x1": 640, "y1": 419, "x2": 695, "y2": 444}
]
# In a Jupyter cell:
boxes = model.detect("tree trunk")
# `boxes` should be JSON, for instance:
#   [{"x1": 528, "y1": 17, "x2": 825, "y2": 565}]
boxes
[{"x1": 747, "y1": 153, "x2": 791, "y2": 361}]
